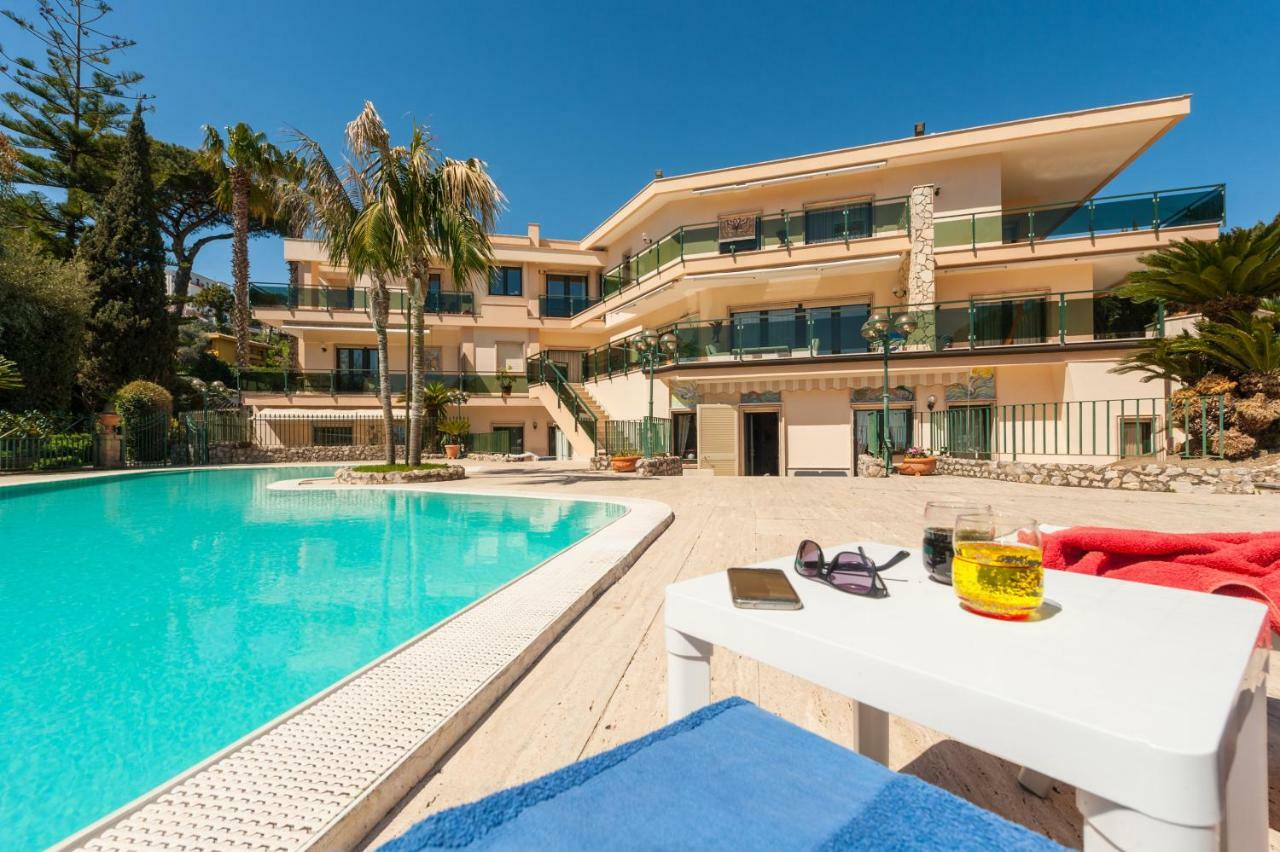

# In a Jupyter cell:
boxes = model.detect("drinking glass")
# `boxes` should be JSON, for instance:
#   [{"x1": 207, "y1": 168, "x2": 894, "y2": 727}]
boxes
[
  {"x1": 951, "y1": 512, "x2": 1044, "y2": 620},
  {"x1": 922, "y1": 501, "x2": 991, "y2": 585}
]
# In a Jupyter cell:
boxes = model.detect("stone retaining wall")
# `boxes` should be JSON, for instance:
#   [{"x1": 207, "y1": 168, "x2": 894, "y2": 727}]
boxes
[
  {"x1": 207, "y1": 445, "x2": 398, "y2": 465},
  {"x1": 636, "y1": 455, "x2": 683, "y2": 477},
  {"x1": 335, "y1": 465, "x2": 465, "y2": 485},
  {"x1": 935, "y1": 456, "x2": 1279, "y2": 495}
]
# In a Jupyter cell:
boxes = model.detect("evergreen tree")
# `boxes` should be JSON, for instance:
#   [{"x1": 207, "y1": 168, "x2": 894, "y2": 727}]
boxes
[
  {"x1": 0, "y1": 0, "x2": 144, "y2": 257},
  {"x1": 79, "y1": 104, "x2": 171, "y2": 408}
]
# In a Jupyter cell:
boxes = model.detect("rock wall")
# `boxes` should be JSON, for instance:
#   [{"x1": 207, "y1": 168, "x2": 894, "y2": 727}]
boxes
[
  {"x1": 207, "y1": 445, "x2": 401, "y2": 465},
  {"x1": 907, "y1": 185, "x2": 936, "y2": 305},
  {"x1": 858, "y1": 453, "x2": 889, "y2": 478},
  {"x1": 636, "y1": 455, "x2": 683, "y2": 477},
  {"x1": 935, "y1": 456, "x2": 1279, "y2": 495},
  {"x1": 335, "y1": 465, "x2": 465, "y2": 485}
]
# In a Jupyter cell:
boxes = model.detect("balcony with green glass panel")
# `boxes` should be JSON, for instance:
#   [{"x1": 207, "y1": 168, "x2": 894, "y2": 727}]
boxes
[
  {"x1": 933, "y1": 184, "x2": 1224, "y2": 252},
  {"x1": 248, "y1": 283, "x2": 476, "y2": 316},
  {"x1": 599, "y1": 196, "x2": 911, "y2": 300}
]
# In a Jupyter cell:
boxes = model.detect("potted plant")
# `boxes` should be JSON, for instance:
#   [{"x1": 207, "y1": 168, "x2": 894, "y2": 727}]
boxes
[
  {"x1": 497, "y1": 367, "x2": 515, "y2": 396},
  {"x1": 437, "y1": 417, "x2": 470, "y2": 459},
  {"x1": 896, "y1": 447, "x2": 937, "y2": 476},
  {"x1": 611, "y1": 442, "x2": 642, "y2": 473}
]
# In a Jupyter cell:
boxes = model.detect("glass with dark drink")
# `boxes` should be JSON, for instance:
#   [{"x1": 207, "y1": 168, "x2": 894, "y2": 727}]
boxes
[{"x1": 923, "y1": 501, "x2": 990, "y2": 584}]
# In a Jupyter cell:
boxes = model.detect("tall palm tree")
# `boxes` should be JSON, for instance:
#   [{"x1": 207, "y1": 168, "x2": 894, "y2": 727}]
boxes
[
  {"x1": 347, "y1": 103, "x2": 503, "y2": 463},
  {"x1": 201, "y1": 123, "x2": 282, "y2": 368},
  {"x1": 278, "y1": 128, "x2": 401, "y2": 464},
  {"x1": 1118, "y1": 217, "x2": 1280, "y2": 323}
]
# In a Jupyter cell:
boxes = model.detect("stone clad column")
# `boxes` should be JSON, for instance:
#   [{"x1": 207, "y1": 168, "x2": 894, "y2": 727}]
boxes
[{"x1": 908, "y1": 184, "x2": 936, "y2": 307}]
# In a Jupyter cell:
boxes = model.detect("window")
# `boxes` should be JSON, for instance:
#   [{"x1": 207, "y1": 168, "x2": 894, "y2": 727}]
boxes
[
  {"x1": 544, "y1": 274, "x2": 589, "y2": 317},
  {"x1": 493, "y1": 425, "x2": 525, "y2": 454},
  {"x1": 1119, "y1": 417, "x2": 1157, "y2": 457},
  {"x1": 489, "y1": 266, "x2": 523, "y2": 296},
  {"x1": 731, "y1": 307, "x2": 807, "y2": 352},
  {"x1": 423, "y1": 346, "x2": 443, "y2": 373},
  {"x1": 336, "y1": 347, "x2": 378, "y2": 372},
  {"x1": 496, "y1": 341, "x2": 525, "y2": 373},
  {"x1": 312, "y1": 425, "x2": 354, "y2": 446},
  {"x1": 805, "y1": 202, "x2": 872, "y2": 245}
]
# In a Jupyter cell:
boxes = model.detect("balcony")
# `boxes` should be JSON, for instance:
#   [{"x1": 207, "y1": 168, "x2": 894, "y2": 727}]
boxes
[
  {"x1": 570, "y1": 290, "x2": 1163, "y2": 381},
  {"x1": 933, "y1": 185, "x2": 1224, "y2": 251},
  {"x1": 248, "y1": 283, "x2": 477, "y2": 316},
  {"x1": 600, "y1": 196, "x2": 911, "y2": 299},
  {"x1": 539, "y1": 294, "x2": 601, "y2": 318},
  {"x1": 237, "y1": 370, "x2": 528, "y2": 396}
]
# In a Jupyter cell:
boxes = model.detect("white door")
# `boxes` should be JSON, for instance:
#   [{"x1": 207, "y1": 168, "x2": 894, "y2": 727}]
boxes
[{"x1": 697, "y1": 404, "x2": 739, "y2": 476}]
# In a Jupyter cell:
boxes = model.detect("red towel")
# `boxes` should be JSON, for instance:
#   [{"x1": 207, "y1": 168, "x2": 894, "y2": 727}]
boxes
[{"x1": 1042, "y1": 527, "x2": 1280, "y2": 637}]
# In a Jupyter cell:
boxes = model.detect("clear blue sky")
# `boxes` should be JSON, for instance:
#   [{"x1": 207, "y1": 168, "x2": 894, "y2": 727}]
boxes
[{"x1": 7, "y1": 0, "x2": 1279, "y2": 283}]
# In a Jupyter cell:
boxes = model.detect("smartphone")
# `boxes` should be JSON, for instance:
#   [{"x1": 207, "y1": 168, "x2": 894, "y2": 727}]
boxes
[{"x1": 727, "y1": 568, "x2": 803, "y2": 610}]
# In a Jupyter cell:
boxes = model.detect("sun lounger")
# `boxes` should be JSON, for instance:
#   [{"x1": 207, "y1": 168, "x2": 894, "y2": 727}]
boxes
[{"x1": 380, "y1": 698, "x2": 1063, "y2": 851}]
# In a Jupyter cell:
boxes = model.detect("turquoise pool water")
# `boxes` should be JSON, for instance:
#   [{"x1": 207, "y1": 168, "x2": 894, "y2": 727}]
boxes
[{"x1": 0, "y1": 466, "x2": 624, "y2": 849}]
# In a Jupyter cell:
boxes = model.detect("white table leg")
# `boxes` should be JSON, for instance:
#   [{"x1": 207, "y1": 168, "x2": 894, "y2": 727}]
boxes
[
  {"x1": 1222, "y1": 679, "x2": 1267, "y2": 851},
  {"x1": 666, "y1": 627, "x2": 711, "y2": 722},
  {"x1": 1077, "y1": 790, "x2": 1217, "y2": 852},
  {"x1": 855, "y1": 703, "x2": 890, "y2": 765},
  {"x1": 1017, "y1": 766, "x2": 1054, "y2": 798}
]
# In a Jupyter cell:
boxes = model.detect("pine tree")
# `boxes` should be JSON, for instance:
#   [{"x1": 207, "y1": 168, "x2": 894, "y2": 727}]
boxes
[
  {"x1": 0, "y1": 0, "x2": 144, "y2": 257},
  {"x1": 79, "y1": 104, "x2": 172, "y2": 408}
]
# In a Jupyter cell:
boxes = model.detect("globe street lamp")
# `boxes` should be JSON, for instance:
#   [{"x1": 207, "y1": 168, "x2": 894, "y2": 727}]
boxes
[
  {"x1": 633, "y1": 330, "x2": 679, "y2": 457},
  {"x1": 860, "y1": 311, "x2": 918, "y2": 474}
]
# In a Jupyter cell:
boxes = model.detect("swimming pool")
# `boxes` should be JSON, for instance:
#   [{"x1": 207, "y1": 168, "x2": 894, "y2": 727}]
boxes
[{"x1": 0, "y1": 466, "x2": 625, "y2": 849}]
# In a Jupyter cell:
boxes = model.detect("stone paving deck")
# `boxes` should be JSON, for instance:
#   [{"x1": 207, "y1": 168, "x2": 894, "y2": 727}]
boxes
[{"x1": 352, "y1": 463, "x2": 1280, "y2": 850}]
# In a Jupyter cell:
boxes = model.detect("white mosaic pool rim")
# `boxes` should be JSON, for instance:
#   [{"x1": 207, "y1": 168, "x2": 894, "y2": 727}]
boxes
[{"x1": 56, "y1": 479, "x2": 673, "y2": 851}]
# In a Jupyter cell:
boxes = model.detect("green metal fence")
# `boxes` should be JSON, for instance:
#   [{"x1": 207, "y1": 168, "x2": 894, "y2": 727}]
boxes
[
  {"x1": 917, "y1": 396, "x2": 1227, "y2": 461},
  {"x1": 120, "y1": 411, "x2": 173, "y2": 468},
  {"x1": 602, "y1": 417, "x2": 671, "y2": 457},
  {"x1": 0, "y1": 428, "x2": 95, "y2": 471}
]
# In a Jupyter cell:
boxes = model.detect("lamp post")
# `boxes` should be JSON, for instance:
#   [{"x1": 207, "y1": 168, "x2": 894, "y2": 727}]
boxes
[
  {"x1": 632, "y1": 330, "x2": 679, "y2": 457},
  {"x1": 860, "y1": 311, "x2": 918, "y2": 475}
]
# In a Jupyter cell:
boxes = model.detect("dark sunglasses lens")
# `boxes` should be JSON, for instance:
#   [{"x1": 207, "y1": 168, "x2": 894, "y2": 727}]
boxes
[
  {"x1": 796, "y1": 541, "x2": 822, "y2": 576},
  {"x1": 827, "y1": 567, "x2": 875, "y2": 594},
  {"x1": 831, "y1": 551, "x2": 873, "y2": 570}
]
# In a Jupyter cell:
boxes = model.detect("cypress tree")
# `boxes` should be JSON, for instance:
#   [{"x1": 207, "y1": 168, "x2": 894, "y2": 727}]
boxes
[{"x1": 79, "y1": 105, "x2": 173, "y2": 409}]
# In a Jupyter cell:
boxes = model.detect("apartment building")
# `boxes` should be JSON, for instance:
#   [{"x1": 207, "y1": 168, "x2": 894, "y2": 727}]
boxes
[{"x1": 245, "y1": 95, "x2": 1225, "y2": 474}]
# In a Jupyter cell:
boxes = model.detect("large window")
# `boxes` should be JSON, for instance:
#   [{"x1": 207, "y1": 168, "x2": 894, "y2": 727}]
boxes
[
  {"x1": 336, "y1": 347, "x2": 378, "y2": 393},
  {"x1": 493, "y1": 425, "x2": 525, "y2": 454},
  {"x1": 731, "y1": 307, "x2": 808, "y2": 352},
  {"x1": 489, "y1": 266, "x2": 523, "y2": 297},
  {"x1": 805, "y1": 201, "x2": 872, "y2": 244},
  {"x1": 312, "y1": 425, "x2": 354, "y2": 446},
  {"x1": 544, "y1": 273, "x2": 590, "y2": 317}
]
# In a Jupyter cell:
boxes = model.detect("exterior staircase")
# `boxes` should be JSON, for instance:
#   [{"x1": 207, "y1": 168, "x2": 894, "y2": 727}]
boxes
[
  {"x1": 528, "y1": 364, "x2": 608, "y2": 459},
  {"x1": 568, "y1": 383, "x2": 608, "y2": 428}
]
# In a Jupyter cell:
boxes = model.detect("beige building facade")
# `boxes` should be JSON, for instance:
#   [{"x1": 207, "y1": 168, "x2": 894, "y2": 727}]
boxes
[{"x1": 247, "y1": 95, "x2": 1225, "y2": 473}]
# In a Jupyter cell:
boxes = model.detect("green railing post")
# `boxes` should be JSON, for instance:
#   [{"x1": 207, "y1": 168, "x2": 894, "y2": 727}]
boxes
[
  {"x1": 967, "y1": 299, "x2": 976, "y2": 349},
  {"x1": 1028, "y1": 210, "x2": 1035, "y2": 247},
  {"x1": 1058, "y1": 294, "x2": 1067, "y2": 344},
  {"x1": 1152, "y1": 192, "x2": 1160, "y2": 237},
  {"x1": 1088, "y1": 200, "x2": 1095, "y2": 240},
  {"x1": 1217, "y1": 396, "x2": 1225, "y2": 459},
  {"x1": 970, "y1": 213, "x2": 976, "y2": 252}
]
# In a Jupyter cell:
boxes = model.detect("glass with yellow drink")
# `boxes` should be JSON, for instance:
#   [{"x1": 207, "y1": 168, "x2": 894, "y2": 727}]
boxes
[{"x1": 951, "y1": 513, "x2": 1043, "y2": 620}]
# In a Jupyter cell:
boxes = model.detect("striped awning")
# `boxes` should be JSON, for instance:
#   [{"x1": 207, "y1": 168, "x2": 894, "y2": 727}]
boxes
[{"x1": 251, "y1": 407, "x2": 402, "y2": 420}]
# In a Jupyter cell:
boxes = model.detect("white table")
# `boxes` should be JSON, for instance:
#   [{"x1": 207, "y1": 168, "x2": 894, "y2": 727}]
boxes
[{"x1": 665, "y1": 542, "x2": 1269, "y2": 851}]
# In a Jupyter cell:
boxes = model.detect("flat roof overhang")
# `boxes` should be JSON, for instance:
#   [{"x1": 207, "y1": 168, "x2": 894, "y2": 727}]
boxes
[{"x1": 582, "y1": 96, "x2": 1192, "y2": 249}]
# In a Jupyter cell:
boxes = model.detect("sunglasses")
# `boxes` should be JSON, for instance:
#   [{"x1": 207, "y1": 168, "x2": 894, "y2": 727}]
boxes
[{"x1": 794, "y1": 540, "x2": 909, "y2": 598}]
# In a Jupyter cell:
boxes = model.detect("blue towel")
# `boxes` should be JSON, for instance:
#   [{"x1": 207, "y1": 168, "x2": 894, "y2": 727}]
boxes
[{"x1": 382, "y1": 698, "x2": 1064, "y2": 851}]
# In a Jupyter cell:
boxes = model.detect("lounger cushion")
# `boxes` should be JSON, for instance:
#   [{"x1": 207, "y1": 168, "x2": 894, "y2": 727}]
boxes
[{"x1": 381, "y1": 697, "x2": 1064, "y2": 851}]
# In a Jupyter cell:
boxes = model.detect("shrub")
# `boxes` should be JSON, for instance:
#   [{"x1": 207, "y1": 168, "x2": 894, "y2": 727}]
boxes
[
  {"x1": 113, "y1": 380, "x2": 173, "y2": 421},
  {"x1": 437, "y1": 417, "x2": 470, "y2": 445}
]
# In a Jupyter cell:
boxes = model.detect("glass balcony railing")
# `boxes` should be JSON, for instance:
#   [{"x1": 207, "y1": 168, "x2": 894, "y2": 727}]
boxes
[
  {"x1": 562, "y1": 290, "x2": 1162, "y2": 381},
  {"x1": 933, "y1": 185, "x2": 1225, "y2": 251},
  {"x1": 237, "y1": 370, "x2": 528, "y2": 396},
  {"x1": 600, "y1": 196, "x2": 911, "y2": 299},
  {"x1": 248, "y1": 283, "x2": 477, "y2": 315},
  {"x1": 539, "y1": 294, "x2": 601, "y2": 317}
]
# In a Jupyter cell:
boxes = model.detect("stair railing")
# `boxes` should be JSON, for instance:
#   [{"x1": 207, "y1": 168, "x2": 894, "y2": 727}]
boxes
[{"x1": 531, "y1": 355, "x2": 599, "y2": 445}]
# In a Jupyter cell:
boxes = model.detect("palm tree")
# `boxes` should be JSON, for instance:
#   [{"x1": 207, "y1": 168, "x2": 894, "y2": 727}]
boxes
[
  {"x1": 201, "y1": 123, "x2": 282, "y2": 368},
  {"x1": 346, "y1": 103, "x2": 503, "y2": 463},
  {"x1": 1118, "y1": 218, "x2": 1280, "y2": 323},
  {"x1": 0, "y1": 354, "x2": 22, "y2": 391},
  {"x1": 278, "y1": 128, "x2": 401, "y2": 464}
]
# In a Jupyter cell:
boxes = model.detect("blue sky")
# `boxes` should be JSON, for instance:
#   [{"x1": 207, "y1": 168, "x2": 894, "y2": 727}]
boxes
[{"x1": 6, "y1": 1, "x2": 1278, "y2": 283}]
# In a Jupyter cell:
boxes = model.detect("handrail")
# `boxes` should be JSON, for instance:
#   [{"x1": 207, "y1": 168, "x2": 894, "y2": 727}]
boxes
[
  {"x1": 235, "y1": 369, "x2": 527, "y2": 396},
  {"x1": 248, "y1": 282, "x2": 477, "y2": 315},
  {"x1": 529, "y1": 355, "x2": 598, "y2": 443}
]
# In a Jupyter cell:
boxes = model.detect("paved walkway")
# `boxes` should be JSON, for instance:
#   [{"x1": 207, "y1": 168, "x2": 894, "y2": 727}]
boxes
[{"x1": 356, "y1": 464, "x2": 1280, "y2": 849}]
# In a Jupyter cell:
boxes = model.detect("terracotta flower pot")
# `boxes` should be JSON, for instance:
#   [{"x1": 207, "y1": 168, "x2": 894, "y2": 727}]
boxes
[
  {"x1": 611, "y1": 454, "x2": 640, "y2": 473},
  {"x1": 444, "y1": 444, "x2": 461, "y2": 459},
  {"x1": 97, "y1": 412, "x2": 121, "y2": 430},
  {"x1": 896, "y1": 456, "x2": 937, "y2": 476}
]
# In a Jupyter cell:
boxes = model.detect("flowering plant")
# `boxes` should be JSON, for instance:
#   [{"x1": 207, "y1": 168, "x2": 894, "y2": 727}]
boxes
[{"x1": 904, "y1": 446, "x2": 931, "y2": 459}]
